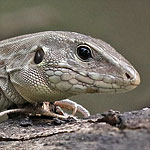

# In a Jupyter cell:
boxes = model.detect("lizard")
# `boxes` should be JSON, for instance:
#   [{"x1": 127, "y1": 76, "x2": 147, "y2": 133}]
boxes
[{"x1": 0, "y1": 31, "x2": 140, "y2": 119}]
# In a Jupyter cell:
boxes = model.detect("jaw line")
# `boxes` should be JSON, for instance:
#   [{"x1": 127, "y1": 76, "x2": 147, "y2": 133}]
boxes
[{"x1": 47, "y1": 65, "x2": 135, "y2": 92}]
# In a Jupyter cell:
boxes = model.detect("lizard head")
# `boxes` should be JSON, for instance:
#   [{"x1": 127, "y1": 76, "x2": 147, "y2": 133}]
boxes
[
  {"x1": 6, "y1": 31, "x2": 140, "y2": 103},
  {"x1": 41, "y1": 32, "x2": 140, "y2": 94}
]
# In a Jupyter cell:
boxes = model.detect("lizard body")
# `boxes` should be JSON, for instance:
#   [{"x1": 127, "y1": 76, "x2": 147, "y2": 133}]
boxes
[{"x1": 0, "y1": 31, "x2": 140, "y2": 114}]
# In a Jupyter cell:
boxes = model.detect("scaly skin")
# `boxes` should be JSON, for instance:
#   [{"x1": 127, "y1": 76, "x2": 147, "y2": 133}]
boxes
[{"x1": 0, "y1": 31, "x2": 140, "y2": 116}]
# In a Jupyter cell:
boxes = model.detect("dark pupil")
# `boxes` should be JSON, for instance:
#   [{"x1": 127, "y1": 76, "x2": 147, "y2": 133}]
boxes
[
  {"x1": 77, "y1": 46, "x2": 92, "y2": 60},
  {"x1": 34, "y1": 47, "x2": 44, "y2": 64}
]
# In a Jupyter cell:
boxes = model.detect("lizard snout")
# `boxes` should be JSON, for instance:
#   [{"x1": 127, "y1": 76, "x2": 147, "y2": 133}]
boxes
[
  {"x1": 121, "y1": 65, "x2": 141, "y2": 92},
  {"x1": 124, "y1": 66, "x2": 140, "y2": 86}
]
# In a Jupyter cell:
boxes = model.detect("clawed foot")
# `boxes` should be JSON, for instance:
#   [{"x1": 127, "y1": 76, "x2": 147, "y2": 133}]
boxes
[
  {"x1": 42, "y1": 99, "x2": 90, "y2": 118},
  {"x1": 0, "y1": 99, "x2": 90, "y2": 120},
  {"x1": 54, "y1": 99, "x2": 90, "y2": 118}
]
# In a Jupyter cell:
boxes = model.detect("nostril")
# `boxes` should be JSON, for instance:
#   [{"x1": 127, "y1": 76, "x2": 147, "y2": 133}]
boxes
[{"x1": 125, "y1": 73, "x2": 131, "y2": 80}]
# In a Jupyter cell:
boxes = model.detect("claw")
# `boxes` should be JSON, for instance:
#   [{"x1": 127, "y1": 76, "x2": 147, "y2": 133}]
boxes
[
  {"x1": 42, "y1": 102, "x2": 51, "y2": 111},
  {"x1": 54, "y1": 99, "x2": 90, "y2": 118}
]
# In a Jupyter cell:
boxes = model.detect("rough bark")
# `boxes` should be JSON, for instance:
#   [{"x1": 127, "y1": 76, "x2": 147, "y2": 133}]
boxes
[{"x1": 0, "y1": 108, "x2": 150, "y2": 150}]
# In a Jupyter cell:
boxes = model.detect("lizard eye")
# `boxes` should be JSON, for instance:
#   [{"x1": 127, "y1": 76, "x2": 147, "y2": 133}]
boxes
[
  {"x1": 77, "y1": 45, "x2": 92, "y2": 61},
  {"x1": 34, "y1": 47, "x2": 45, "y2": 64}
]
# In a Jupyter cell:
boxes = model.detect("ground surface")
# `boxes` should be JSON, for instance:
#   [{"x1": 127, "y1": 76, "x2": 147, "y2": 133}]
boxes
[{"x1": 0, "y1": 108, "x2": 150, "y2": 150}]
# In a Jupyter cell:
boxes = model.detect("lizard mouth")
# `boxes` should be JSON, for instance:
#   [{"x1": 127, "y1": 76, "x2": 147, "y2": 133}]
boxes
[{"x1": 46, "y1": 65, "x2": 140, "y2": 94}]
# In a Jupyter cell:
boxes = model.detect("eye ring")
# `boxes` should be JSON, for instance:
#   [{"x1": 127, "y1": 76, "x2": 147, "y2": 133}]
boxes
[
  {"x1": 76, "y1": 45, "x2": 92, "y2": 61},
  {"x1": 34, "y1": 46, "x2": 45, "y2": 64}
]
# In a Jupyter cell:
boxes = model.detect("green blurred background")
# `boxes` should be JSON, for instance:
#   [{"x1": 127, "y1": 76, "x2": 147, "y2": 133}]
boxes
[{"x1": 0, "y1": 0, "x2": 149, "y2": 114}]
